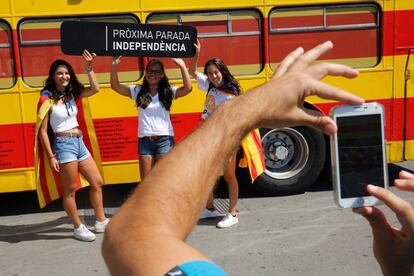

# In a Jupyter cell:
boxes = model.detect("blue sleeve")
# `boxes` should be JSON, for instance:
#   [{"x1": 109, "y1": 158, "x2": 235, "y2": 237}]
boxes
[
  {"x1": 165, "y1": 260, "x2": 228, "y2": 276},
  {"x1": 41, "y1": 89, "x2": 52, "y2": 97}
]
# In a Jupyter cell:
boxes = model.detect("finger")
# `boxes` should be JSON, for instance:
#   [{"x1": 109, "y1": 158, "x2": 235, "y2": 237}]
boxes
[
  {"x1": 353, "y1": 206, "x2": 394, "y2": 241},
  {"x1": 91, "y1": 53, "x2": 96, "y2": 58},
  {"x1": 53, "y1": 163, "x2": 59, "y2": 173},
  {"x1": 394, "y1": 174, "x2": 414, "y2": 192},
  {"x1": 400, "y1": 170, "x2": 414, "y2": 180},
  {"x1": 83, "y1": 50, "x2": 91, "y2": 58},
  {"x1": 301, "y1": 108, "x2": 337, "y2": 135},
  {"x1": 305, "y1": 63, "x2": 359, "y2": 81},
  {"x1": 304, "y1": 78, "x2": 364, "y2": 105},
  {"x1": 366, "y1": 185, "x2": 414, "y2": 233},
  {"x1": 290, "y1": 41, "x2": 333, "y2": 71},
  {"x1": 272, "y1": 47, "x2": 304, "y2": 79}
]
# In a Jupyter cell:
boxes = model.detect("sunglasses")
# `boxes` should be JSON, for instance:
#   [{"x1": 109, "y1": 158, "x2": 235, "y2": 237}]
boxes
[{"x1": 146, "y1": 69, "x2": 163, "y2": 75}]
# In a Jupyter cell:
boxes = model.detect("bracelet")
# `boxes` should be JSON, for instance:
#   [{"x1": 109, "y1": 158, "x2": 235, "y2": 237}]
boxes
[
  {"x1": 85, "y1": 66, "x2": 93, "y2": 73},
  {"x1": 48, "y1": 154, "x2": 56, "y2": 160}
]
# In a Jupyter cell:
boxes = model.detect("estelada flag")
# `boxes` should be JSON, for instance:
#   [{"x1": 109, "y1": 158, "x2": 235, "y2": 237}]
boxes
[
  {"x1": 239, "y1": 129, "x2": 265, "y2": 182},
  {"x1": 34, "y1": 93, "x2": 103, "y2": 208}
]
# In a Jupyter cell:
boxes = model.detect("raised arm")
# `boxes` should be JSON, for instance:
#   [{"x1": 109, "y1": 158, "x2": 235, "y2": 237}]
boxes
[
  {"x1": 189, "y1": 39, "x2": 201, "y2": 79},
  {"x1": 110, "y1": 56, "x2": 132, "y2": 97},
  {"x1": 102, "y1": 41, "x2": 364, "y2": 275},
  {"x1": 80, "y1": 50, "x2": 100, "y2": 97},
  {"x1": 173, "y1": 58, "x2": 192, "y2": 99}
]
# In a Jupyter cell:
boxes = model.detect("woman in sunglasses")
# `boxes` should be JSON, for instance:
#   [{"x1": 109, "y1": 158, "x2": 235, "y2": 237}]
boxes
[{"x1": 111, "y1": 57, "x2": 192, "y2": 180}]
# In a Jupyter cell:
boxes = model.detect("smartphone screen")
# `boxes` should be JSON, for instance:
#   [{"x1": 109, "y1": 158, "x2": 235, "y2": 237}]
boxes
[{"x1": 337, "y1": 114, "x2": 386, "y2": 198}]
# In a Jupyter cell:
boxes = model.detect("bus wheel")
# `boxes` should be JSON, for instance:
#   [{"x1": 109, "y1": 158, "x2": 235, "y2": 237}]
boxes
[{"x1": 252, "y1": 126, "x2": 326, "y2": 195}]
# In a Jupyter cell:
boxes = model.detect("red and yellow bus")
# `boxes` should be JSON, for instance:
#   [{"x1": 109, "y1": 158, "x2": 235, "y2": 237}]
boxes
[{"x1": 1, "y1": 0, "x2": 413, "y2": 197}]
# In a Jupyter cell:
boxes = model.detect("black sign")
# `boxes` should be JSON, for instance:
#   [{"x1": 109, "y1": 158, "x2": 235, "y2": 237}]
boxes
[{"x1": 61, "y1": 21, "x2": 197, "y2": 57}]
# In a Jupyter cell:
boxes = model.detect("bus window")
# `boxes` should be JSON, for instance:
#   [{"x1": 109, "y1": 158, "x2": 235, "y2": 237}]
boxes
[
  {"x1": 0, "y1": 21, "x2": 15, "y2": 89},
  {"x1": 18, "y1": 15, "x2": 143, "y2": 87},
  {"x1": 147, "y1": 10, "x2": 263, "y2": 78},
  {"x1": 269, "y1": 4, "x2": 380, "y2": 70}
]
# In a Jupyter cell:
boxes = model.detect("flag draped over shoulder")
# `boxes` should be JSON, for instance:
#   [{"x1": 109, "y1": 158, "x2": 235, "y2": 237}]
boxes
[
  {"x1": 239, "y1": 129, "x2": 265, "y2": 182},
  {"x1": 34, "y1": 94, "x2": 103, "y2": 208}
]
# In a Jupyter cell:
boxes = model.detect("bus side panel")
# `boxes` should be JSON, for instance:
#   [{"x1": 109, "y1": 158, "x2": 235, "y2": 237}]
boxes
[{"x1": 394, "y1": 6, "x2": 414, "y2": 161}]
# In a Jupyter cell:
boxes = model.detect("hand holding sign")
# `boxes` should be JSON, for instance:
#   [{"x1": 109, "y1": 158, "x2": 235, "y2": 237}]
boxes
[{"x1": 61, "y1": 21, "x2": 198, "y2": 58}]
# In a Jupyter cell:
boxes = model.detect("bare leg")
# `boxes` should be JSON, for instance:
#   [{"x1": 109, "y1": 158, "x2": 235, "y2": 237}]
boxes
[
  {"x1": 60, "y1": 161, "x2": 82, "y2": 228},
  {"x1": 79, "y1": 156, "x2": 106, "y2": 222},
  {"x1": 223, "y1": 152, "x2": 239, "y2": 216},
  {"x1": 139, "y1": 155, "x2": 155, "y2": 180},
  {"x1": 206, "y1": 192, "x2": 215, "y2": 209}
]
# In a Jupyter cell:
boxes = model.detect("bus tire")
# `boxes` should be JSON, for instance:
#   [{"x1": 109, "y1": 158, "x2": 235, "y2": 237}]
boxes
[{"x1": 252, "y1": 126, "x2": 326, "y2": 195}]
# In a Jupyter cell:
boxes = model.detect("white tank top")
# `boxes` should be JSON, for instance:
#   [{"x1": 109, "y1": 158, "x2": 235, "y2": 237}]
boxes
[{"x1": 49, "y1": 98, "x2": 79, "y2": 132}]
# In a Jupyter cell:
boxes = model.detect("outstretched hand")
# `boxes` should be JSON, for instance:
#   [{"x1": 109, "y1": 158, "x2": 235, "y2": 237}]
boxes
[
  {"x1": 353, "y1": 171, "x2": 414, "y2": 276},
  {"x1": 172, "y1": 58, "x2": 185, "y2": 68},
  {"x1": 112, "y1": 55, "x2": 122, "y2": 66},
  {"x1": 247, "y1": 41, "x2": 364, "y2": 135},
  {"x1": 82, "y1": 49, "x2": 96, "y2": 68}
]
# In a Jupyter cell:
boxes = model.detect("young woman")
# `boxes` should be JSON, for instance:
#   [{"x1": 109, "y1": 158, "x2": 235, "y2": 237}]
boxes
[
  {"x1": 38, "y1": 50, "x2": 109, "y2": 242},
  {"x1": 189, "y1": 40, "x2": 241, "y2": 228},
  {"x1": 111, "y1": 57, "x2": 192, "y2": 179}
]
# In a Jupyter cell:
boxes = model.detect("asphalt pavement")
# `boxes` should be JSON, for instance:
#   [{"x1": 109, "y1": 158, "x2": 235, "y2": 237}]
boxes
[{"x1": 0, "y1": 161, "x2": 413, "y2": 275}]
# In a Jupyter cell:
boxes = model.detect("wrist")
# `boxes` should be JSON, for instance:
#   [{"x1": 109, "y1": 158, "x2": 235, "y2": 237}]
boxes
[
  {"x1": 48, "y1": 154, "x2": 56, "y2": 160},
  {"x1": 85, "y1": 65, "x2": 93, "y2": 73}
]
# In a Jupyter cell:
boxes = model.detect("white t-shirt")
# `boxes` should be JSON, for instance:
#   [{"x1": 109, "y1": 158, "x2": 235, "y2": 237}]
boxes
[
  {"x1": 130, "y1": 85, "x2": 177, "y2": 137},
  {"x1": 196, "y1": 73, "x2": 235, "y2": 120},
  {"x1": 49, "y1": 98, "x2": 79, "y2": 132}
]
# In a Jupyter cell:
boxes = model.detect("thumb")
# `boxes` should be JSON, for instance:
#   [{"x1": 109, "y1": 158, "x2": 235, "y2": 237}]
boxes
[
  {"x1": 300, "y1": 108, "x2": 337, "y2": 135},
  {"x1": 353, "y1": 206, "x2": 393, "y2": 242}
]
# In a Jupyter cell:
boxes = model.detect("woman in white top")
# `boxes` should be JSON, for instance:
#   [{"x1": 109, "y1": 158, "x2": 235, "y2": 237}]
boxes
[
  {"x1": 38, "y1": 51, "x2": 109, "y2": 242},
  {"x1": 111, "y1": 57, "x2": 192, "y2": 180},
  {"x1": 189, "y1": 40, "x2": 242, "y2": 228}
]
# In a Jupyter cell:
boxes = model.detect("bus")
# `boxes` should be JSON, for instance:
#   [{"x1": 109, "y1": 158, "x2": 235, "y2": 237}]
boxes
[{"x1": 1, "y1": 0, "x2": 413, "y2": 199}]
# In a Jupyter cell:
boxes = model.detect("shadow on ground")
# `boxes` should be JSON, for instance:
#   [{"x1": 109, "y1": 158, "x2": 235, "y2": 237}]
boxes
[{"x1": 1, "y1": 163, "x2": 412, "y2": 217}]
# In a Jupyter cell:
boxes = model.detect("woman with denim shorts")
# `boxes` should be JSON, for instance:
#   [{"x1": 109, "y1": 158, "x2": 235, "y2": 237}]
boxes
[
  {"x1": 111, "y1": 57, "x2": 192, "y2": 180},
  {"x1": 38, "y1": 51, "x2": 109, "y2": 242}
]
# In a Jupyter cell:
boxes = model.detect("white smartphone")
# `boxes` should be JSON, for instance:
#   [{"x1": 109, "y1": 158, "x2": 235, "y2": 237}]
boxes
[{"x1": 330, "y1": 102, "x2": 388, "y2": 208}]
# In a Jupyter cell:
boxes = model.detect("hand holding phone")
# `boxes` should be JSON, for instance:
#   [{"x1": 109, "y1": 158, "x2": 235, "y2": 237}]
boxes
[{"x1": 330, "y1": 102, "x2": 388, "y2": 208}]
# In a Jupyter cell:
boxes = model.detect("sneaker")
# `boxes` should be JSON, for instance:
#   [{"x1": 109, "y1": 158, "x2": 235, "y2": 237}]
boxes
[
  {"x1": 94, "y1": 218, "x2": 110, "y2": 233},
  {"x1": 217, "y1": 213, "x2": 238, "y2": 228},
  {"x1": 74, "y1": 224, "x2": 96, "y2": 242},
  {"x1": 199, "y1": 208, "x2": 220, "y2": 219}
]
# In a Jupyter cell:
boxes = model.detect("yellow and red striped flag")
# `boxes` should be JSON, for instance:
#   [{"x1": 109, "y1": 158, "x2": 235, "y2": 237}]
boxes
[
  {"x1": 239, "y1": 129, "x2": 265, "y2": 182},
  {"x1": 34, "y1": 94, "x2": 103, "y2": 208}
]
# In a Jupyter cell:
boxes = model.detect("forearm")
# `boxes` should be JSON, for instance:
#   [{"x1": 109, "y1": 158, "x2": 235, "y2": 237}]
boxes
[
  {"x1": 189, "y1": 54, "x2": 199, "y2": 78},
  {"x1": 103, "y1": 93, "x2": 256, "y2": 274},
  {"x1": 86, "y1": 70, "x2": 99, "y2": 94},
  {"x1": 180, "y1": 65, "x2": 192, "y2": 93},
  {"x1": 110, "y1": 64, "x2": 120, "y2": 89},
  {"x1": 39, "y1": 131, "x2": 54, "y2": 158},
  {"x1": 176, "y1": 65, "x2": 193, "y2": 97},
  {"x1": 110, "y1": 65, "x2": 130, "y2": 96}
]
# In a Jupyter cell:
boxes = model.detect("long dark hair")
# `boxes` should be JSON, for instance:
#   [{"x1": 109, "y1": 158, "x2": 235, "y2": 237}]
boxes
[
  {"x1": 136, "y1": 59, "x2": 173, "y2": 111},
  {"x1": 42, "y1": 59, "x2": 84, "y2": 102},
  {"x1": 204, "y1": 58, "x2": 242, "y2": 94}
]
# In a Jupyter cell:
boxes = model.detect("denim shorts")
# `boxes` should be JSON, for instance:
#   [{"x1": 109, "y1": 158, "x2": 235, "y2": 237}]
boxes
[
  {"x1": 138, "y1": 136, "x2": 174, "y2": 157},
  {"x1": 52, "y1": 136, "x2": 91, "y2": 164}
]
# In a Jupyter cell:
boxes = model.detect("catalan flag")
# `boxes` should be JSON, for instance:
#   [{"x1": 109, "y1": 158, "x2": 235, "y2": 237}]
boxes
[
  {"x1": 34, "y1": 95, "x2": 103, "y2": 208},
  {"x1": 239, "y1": 129, "x2": 265, "y2": 182}
]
